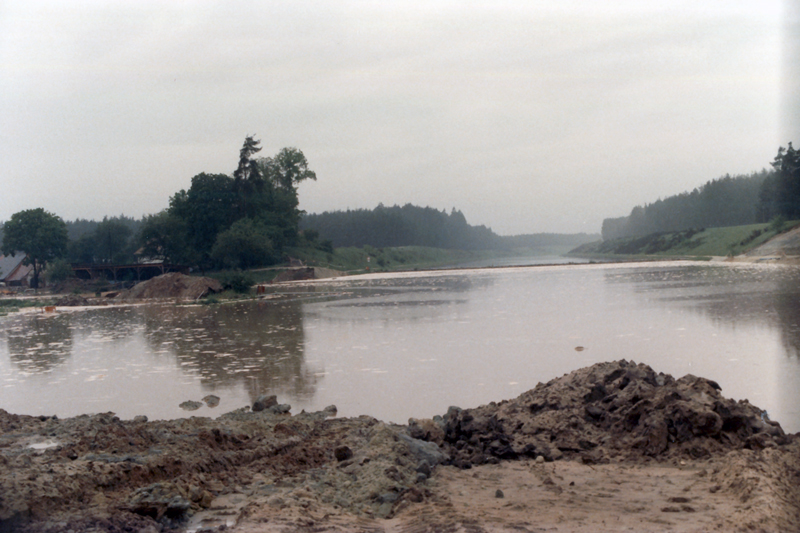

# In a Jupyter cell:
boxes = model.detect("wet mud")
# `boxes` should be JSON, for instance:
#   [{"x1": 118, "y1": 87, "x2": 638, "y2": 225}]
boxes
[{"x1": 1, "y1": 360, "x2": 798, "y2": 532}]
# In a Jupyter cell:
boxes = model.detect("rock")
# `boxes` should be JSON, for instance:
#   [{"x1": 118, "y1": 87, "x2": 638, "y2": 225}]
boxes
[
  {"x1": 408, "y1": 417, "x2": 445, "y2": 443},
  {"x1": 376, "y1": 502, "x2": 393, "y2": 518},
  {"x1": 334, "y1": 446, "x2": 353, "y2": 462},
  {"x1": 178, "y1": 401, "x2": 202, "y2": 411},
  {"x1": 268, "y1": 404, "x2": 291, "y2": 415},
  {"x1": 199, "y1": 490, "x2": 214, "y2": 508},
  {"x1": 202, "y1": 395, "x2": 220, "y2": 408},
  {"x1": 267, "y1": 496, "x2": 285, "y2": 508},
  {"x1": 415, "y1": 460, "x2": 432, "y2": 477},
  {"x1": 495, "y1": 489, "x2": 504, "y2": 498},
  {"x1": 133, "y1": 415, "x2": 148, "y2": 423},
  {"x1": 252, "y1": 395, "x2": 278, "y2": 412},
  {"x1": 397, "y1": 433, "x2": 449, "y2": 466},
  {"x1": 128, "y1": 482, "x2": 191, "y2": 522}
]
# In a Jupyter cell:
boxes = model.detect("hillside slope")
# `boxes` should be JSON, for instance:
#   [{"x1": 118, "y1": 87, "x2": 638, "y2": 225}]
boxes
[
  {"x1": 745, "y1": 224, "x2": 800, "y2": 257},
  {"x1": 569, "y1": 221, "x2": 800, "y2": 260}
]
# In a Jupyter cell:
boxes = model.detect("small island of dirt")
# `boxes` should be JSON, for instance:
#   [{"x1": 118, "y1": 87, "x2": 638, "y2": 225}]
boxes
[{"x1": 1, "y1": 360, "x2": 798, "y2": 532}]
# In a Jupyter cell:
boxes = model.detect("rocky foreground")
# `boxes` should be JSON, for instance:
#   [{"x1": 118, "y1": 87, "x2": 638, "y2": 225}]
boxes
[{"x1": 1, "y1": 360, "x2": 799, "y2": 532}]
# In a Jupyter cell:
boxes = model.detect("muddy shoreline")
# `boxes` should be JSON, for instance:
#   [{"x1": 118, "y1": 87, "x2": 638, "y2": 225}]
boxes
[{"x1": 2, "y1": 360, "x2": 799, "y2": 532}]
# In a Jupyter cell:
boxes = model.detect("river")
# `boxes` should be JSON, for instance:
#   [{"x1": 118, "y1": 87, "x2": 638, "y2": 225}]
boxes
[{"x1": 1, "y1": 260, "x2": 799, "y2": 433}]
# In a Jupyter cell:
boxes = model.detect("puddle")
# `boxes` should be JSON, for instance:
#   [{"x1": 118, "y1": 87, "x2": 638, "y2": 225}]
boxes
[{"x1": 27, "y1": 439, "x2": 60, "y2": 451}]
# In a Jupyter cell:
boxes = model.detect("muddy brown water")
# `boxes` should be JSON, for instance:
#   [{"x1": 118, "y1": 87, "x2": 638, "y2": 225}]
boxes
[{"x1": 1, "y1": 260, "x2": 799, "y2": 433}]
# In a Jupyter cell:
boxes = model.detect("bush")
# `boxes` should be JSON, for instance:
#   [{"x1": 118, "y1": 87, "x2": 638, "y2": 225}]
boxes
[
  {"x1": 769, "y1": 215, "x2": 787, "y2": 233},
  {"x1": 45, "y1": 259, "x2": 74, "y2": 283},
  {"x1": 216, "y1": 271, "x2": 254, "y2": 293},
  {"x1": 211, "y1": 218, "x2": 278, "y2": 269}
]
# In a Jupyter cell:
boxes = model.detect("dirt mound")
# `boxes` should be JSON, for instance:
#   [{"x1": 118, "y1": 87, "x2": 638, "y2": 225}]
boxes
[
  {"x1": 118, "y1": 272, "x2": 222, "y2": 300},
  {"x1": 0, "y1": 405, "x2": 441, "y2": 532},
  {"x1": 2, "y1": 361, "x2": 798, "y2": 532},
  {"x1": 415, "y1": 360, "x2": 791, "y2": 468}
]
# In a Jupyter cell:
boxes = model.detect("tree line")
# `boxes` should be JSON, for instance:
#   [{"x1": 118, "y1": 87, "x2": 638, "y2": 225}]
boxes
[
  {"x1": 300, "y1": 204, "x2": 599, "y2": 251},
  {"x1": 601, "y1": 144, "x2": 800, "y2": 241},
  {"x1": 300, "y1": 204, "x2": 502, "y2": 250}
]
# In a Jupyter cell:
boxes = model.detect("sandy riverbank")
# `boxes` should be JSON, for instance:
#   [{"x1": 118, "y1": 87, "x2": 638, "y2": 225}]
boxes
[{"x1": 2, "y1": 360, "x2": 798, "y2": 533}]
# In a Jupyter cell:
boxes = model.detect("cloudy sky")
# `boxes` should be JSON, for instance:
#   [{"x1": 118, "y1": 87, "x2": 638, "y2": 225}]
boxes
[{"x1": 0, "y1": 1, "x2": 792, "y2": 235}]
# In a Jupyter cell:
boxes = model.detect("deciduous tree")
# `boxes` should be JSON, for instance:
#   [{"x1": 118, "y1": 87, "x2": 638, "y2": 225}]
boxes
[{"x1": 2, "y1": 208, "x2": 68, "y2": 288}]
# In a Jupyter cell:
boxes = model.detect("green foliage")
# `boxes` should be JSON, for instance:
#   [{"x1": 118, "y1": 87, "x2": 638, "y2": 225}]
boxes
[
  {"x1": 65, "y1": 216, "x2": 141, "y2": 264},
  {"x1": 65, "y1": 216, "x2": 141, "y2": 242},
  {"x1": 2, "y1": 208, "x2": 68, "y2": 288},
  {"x1": 93, "y1": 217, "x2": 133, "y2": 263},
  {"x1": 574, "y1": 221, "x2": 799, "y2": 258},
  {"x1": 287, "y1": 244, "x2": 504, "y2": 272},
  {"x1": 769, "y1": 215, "x2": 787, "y2": 233},
  {"x1": 169, "y1": 172, "x2": 238, "y2": 263},
  {"x1": 0, "y1": 298, "x2": 54, "y2": 316},
  {"x1": 602, "y1": 171, "x2": 772, "y2": 241},
  {"x1": 761, "y1": 143, "x2": 800, "y2": 220},
  {"x1": 300, "y1": 204, "x2": 501, "y2": 250},
  {"x1": 211, "y1": 218, "x2": 277, "y2": 269},
  {"x1": 45, "y1": 258, "x2": 74, "y2": 283},
  {"x1": 162, "y1": 138, "x2": 316, "y2": 269},
  {"x1": 67, "y1": 234, "x2": 97, "y2": 264},
  {"x1": 137, "y1": 211, "x2": 194, "y2": 265},
  {"x1": 214, "y1": 271, "x2": 255, "y2": 293}
]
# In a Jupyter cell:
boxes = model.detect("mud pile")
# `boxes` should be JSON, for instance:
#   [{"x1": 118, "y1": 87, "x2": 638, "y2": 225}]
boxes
[
  {"x1": 1, "y1": 361, "x2": 796, "y2": 532},
  {"x1": 118, "y1": 272, "x2": 222, "y2": 300},
  {"x1": 416, "y1": 360, "x2": 790, "y2": 468},
  {"x1": 0, "y1": 406, "x2": 442, "y2": 532}
]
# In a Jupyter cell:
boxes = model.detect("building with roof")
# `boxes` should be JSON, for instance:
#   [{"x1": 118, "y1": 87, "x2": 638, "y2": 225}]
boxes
[{"x1": 0, "y1": 253, "x2": 33, "y2": 286}]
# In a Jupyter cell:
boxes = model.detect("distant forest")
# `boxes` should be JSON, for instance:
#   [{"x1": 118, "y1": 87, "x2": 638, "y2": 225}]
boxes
[
  {"x1": 0, "y1": 215, "x2": 143, "y2": 265},
  {"x1": 602, "y1": 144, "x2": 800, "y2": 241},
  {"x1": 300, "y1": 204, "x2": 598, "y2": 250},
  {"x1": 301, "y1": 204, "x2": 500, "y2": 250},
  {"x1": 1, "y1": 137, "x2": 599, "y2": 271}
]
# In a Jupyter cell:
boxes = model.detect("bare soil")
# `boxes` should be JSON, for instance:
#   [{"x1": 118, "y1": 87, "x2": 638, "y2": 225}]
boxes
[
  {"x1": 1, "y1": 361, "x2": 798, "y2": 533},
  {"x1": 117, "y1": 273, "x2": 223, "y2": 301}
]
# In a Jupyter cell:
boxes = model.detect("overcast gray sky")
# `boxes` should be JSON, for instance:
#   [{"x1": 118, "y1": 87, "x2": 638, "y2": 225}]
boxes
[{"x1": 0, "y1": 1, "x2": 790, "y2": 235}]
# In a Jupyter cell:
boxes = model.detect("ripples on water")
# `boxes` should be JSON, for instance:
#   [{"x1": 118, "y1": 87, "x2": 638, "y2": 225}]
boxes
[{"x1": 1, "y1": 261, "x2": 799, "y2": 433}]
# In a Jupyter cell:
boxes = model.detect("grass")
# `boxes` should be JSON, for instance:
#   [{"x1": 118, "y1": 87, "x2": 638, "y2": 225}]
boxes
[
  {"x1": 0, "y1": 298, "x2": 55, "y2": 316},
  {"x1": 285, "y1": 245, "x2": 519, "y2": 273},
  {"x1": 569, "y1": 220, "x2": 800, "y2": 259}
]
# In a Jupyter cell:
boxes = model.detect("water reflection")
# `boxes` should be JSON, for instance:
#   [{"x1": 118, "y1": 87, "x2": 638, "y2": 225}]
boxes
[
  {"x1": 773, "y1": 277, "x2": 800, "y2": 359},
  {"x1": 139, "y1": 299, "x2": 317, "y2": 402},
  {"x1": 5, "y1": 314, "x2": 73, "y2": 373},
  {"x1": 2, "y1": 263, "x2": 800, "y2": 431},
  {"x1": 608, "y1": 265, "x2": 800, "y2": 359}
]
